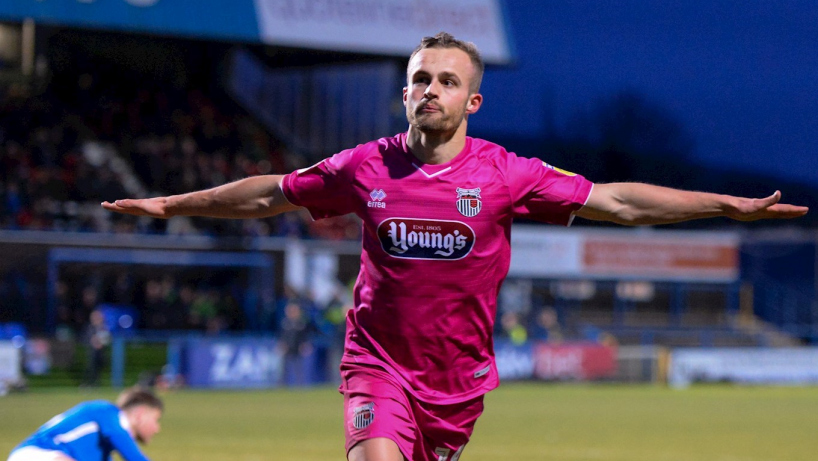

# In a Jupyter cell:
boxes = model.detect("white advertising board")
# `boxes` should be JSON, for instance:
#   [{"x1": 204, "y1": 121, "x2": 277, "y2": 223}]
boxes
[
  {"x1": 669, "y1": 348, "x2": 818, "y2": 388},
  {"x1": 255, "y1": 0, "x2": 512, "y2": 64},
  {"x1": 0, "y1": 341, "x2": 21, "y2": 384},
  {"x1": 509, "y1": 226, "x2": 739, "y2": 282},
  {"x1": 509, "y1": 226, "x2": 583, "y2": 277}
]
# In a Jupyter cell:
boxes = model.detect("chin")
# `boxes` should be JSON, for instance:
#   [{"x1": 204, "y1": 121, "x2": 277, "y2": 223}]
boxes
[{"x1": 412, "y1": 118, "x2": 452, "y2": 133}]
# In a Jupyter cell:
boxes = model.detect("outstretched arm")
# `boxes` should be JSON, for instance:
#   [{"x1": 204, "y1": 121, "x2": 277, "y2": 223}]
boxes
[
  {"x1": 575, "y1": 183, "x2": 808, "y2": 226},
  {"x1": 101, "y1": 175, "x2": 300, "y2": 219}
]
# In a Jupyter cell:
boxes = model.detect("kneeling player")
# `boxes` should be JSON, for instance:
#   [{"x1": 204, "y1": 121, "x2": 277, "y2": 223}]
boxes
[{"x1": 7, "y1": 386, "x2": 163, "y2": 461}]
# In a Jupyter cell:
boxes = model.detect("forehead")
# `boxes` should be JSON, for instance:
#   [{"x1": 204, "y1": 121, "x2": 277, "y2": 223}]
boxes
[
  {"x1": 407, "y1": 47, "x2": 475, "y2": 80},
  {"x1": 138, "y1": 407, "x2": 163, "y2": 420}
]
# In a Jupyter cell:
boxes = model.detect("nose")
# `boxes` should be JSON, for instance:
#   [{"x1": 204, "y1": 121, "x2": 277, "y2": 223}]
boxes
[{"x1": 423, "y1": 80, "x2": 439, "y2": 99}]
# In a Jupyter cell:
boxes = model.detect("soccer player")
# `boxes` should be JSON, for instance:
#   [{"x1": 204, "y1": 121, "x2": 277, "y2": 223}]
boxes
[
  {"x1": 7, "y1": 386, "x2": 162, "y2": 461},
  {"x1": 102, "y1": 33, "x2": 807, "y2": 461}
]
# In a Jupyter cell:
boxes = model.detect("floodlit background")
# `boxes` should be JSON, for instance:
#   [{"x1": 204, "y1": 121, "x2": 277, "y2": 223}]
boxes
[{"x1": 1, "y1": 1, "x2": 817, "y2": 460}]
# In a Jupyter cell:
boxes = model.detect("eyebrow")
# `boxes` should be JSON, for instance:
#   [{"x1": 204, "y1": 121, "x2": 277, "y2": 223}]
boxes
[
  {"x1": 410, "y1": 70, "x2": 462, "y2": 83},
  {"x1": 439, "y1": 71, "x2": 461, "y2": 83}
]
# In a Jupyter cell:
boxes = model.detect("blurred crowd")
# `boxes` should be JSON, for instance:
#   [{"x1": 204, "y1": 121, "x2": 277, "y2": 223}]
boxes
[
  {"x1": 51, "y1": 268, "x2": 351, "y2": 351},
  {"x1": 0, "y1": 36, "x2": 580, "y2": 371},
  {"x1": 0, "y1": 59, "x2": 361, "y2": 239}
]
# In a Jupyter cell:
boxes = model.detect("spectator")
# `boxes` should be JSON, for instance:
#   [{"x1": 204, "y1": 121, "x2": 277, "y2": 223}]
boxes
[
  {"x1": 82, "y1": 309, "x2": 110, "y2": 386},
  {"x1": 500, "y1": 312, "x2": 528, "y2": 346},
  {"x1": 188, "y1": 288, "x2": 230, "y2": 335},
  {"x1": 529, "y1": 306, "x2": 564, "y2": 343},
  {"x1": 279, "y1": 301, "x2": 314, "y2": 386},
  {"x1": 173, "y1": 284, "x2": 197, "y2": 330},
  {"x1": 142, "y1": 279, "x2": 169, "y2": 329},
  {"x1": 76, "y1": 286, "x2": 100, "y2": 331},
  {"x1": 322, "y1": 289, "x2": 352, "y2": 384}
]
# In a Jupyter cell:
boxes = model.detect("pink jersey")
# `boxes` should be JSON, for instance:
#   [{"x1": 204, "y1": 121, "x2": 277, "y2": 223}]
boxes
[{"x1": 281, "y1": 132, "x2": 593, "y2": 404}]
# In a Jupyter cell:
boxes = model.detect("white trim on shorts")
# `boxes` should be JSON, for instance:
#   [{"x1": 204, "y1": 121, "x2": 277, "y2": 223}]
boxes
[{"x1": 7, "y1": 446, "x2": 72, "y2": 461}]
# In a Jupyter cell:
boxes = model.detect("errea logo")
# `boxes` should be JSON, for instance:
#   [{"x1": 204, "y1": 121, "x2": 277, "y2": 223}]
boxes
[{"x1": 368, "y1": 189, "x2": 387, "y2": 208}]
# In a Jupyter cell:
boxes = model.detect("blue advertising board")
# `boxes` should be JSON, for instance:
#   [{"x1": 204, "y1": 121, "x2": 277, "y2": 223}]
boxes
[
  {"x1": 494, "y1": 340, "x2": 534, "y2": 381},
  {"x1": 183, "y1": 337, "x2": 283, "y2": 389},
  {"x1": 0, "y1": 0, "x2": 259, "y2": 43}
]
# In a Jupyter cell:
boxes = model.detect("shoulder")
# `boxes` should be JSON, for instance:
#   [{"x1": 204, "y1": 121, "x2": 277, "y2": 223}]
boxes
[
  {"x1": 469, "y1": 137, "x2": 522, "y2": 164},
  {"x1": 471, "y1": 137, "x2": 567, "y2": 174},
  {"x1": 79, "y1": 401, "x2": 119, "y2": 418},
  {"x1": 349, "y1": 133, "x2": 404, "y2": 166},
  {"x1": 466, "y1": 136, "x2": 521, "y2": 178},
  {"x1": 310, "y1": 134, "x2": 401, "y2": 176}
]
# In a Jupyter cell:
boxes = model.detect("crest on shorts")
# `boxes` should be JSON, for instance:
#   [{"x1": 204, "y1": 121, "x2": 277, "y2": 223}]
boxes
[
  {"x1": 353, "y1": 402, "x2": 375, "y2": 429},
  {"x1": 456, "y1": 187, "x2": 482, "y2": 217}
]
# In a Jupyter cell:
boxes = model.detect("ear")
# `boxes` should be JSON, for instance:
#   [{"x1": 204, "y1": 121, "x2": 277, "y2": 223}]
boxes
[
  {"x1": 402, "y1": 86, "x2": 408, "y2": 107},
  {"x1": 466, "y1": 92, "x2": 483, "y2": 115}
]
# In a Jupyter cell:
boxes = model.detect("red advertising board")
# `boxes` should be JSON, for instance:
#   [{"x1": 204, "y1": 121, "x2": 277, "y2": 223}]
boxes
[
  {"x1": 582, "y1": 236, "x2": 738, "y2": 281},
  {"x1": 532, "y1": 342, "x2": 617, "y2": 380}
]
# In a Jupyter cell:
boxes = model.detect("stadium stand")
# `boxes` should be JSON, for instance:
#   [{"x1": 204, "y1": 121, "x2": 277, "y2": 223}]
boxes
[{"x1": 0, "y1": 18, "x2": 816, "y2": 392}]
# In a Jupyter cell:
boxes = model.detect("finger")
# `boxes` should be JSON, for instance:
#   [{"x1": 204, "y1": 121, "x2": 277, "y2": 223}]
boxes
[
  {"x1": 757, "y1": 191, "x2": 782, "y2": 208},
  {"x1": 101, "y1": 201, "x2": 146, "y2": 216},
  {"x1": 113, "y1": 199, "x2": 138, "y2": 208},
  {"x1": 768, "y1": 203, "x2": 809, "y2": 217},
  {"x1": 101, "y1": 201, "x2": 130, "y2": 211}
]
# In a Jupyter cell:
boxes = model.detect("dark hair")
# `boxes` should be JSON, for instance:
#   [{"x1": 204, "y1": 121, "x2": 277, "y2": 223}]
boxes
[
  {"x1": 116, "y1": 386, "x2": 164, "y2": 412},
  {"x1": 409, "y1": 32, "x2": 485, "y2": 93}
]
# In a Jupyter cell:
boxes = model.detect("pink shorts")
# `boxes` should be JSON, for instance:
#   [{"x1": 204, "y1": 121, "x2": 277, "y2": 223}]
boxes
[{"x1": 340, "y1": 363, "x2": 484, "y2": 461}]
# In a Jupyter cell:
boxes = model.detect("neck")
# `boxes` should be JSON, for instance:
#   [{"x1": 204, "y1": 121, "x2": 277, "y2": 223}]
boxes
[
  {"x1": 122, "y1": 409, "x2": 137, "y2": 437},
  {"x1": 406, "y1": 121, "x2": 468, "y2": 165}
]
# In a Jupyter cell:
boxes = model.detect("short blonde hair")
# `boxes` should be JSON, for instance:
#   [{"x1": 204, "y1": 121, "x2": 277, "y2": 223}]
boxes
[{"x1": 409, "y1": 32, "x2": 485, "y2": 93}]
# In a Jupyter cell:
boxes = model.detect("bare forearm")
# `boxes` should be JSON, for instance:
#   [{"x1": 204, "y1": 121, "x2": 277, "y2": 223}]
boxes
[
  {"x1": 579, "y1": 182, "x2": 807, "y2": 225},
  {"x1": 165, "y1": 175, "x2": 288, "y2": 219},
  {"x1": 102, "y1": 175, "x2": 299, "y2": 219},
  {"x1": 599, "y1": 183, "x2": 734, "y2": 225}
]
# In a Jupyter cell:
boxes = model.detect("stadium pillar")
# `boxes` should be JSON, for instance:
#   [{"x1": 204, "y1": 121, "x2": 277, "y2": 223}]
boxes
[{"x1": 111, "y1": 336, "x2": 125, "y2": 388}]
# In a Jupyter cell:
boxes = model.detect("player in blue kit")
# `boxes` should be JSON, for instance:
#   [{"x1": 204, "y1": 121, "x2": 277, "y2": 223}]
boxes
[{"x1": 7, "y1": 386, "x2": 163, "y2": 461}]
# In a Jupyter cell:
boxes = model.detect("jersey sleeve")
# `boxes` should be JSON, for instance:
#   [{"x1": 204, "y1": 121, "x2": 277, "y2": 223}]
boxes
[
  {"x1": 99, "y1": 409, "x2": 151, "y2": 461},
  {"x1": 280, "y1": 148, "x2": 359, "y2": 220},
  {"x1": 506, "y1": 155, "x2": 593, "y2": 226}
]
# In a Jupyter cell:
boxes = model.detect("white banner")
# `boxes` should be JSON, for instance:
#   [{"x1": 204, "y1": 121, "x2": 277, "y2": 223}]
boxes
[
  {"x1": 669, "y1": 348, "x2": 818, "y2": 388},
  {"x1": 509, "y1": 226, "x2": 583, "y2": 277},
  {"x1": 254, "y1": 0, "x2": 512, "y2": 64},
  {"x1": 509, "y1": 226, "x2": 739, "y2": 282},
  {"x1": 0, "y1": 341, "x2": 21, "y2": 384}
]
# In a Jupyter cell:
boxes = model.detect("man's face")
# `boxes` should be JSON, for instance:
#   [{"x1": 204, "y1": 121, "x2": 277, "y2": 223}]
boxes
[
  {"x1": 132, "y1": 407, "x2": 162, "y2": 444},
  {"x1": 404, "y1": 47, "x2": 482, "y2": 134}
]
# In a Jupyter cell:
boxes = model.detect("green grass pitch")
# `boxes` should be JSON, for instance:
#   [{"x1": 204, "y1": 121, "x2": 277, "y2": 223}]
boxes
[{"x1": 2, "y1": 383, "x2": 817, "y2": 461}]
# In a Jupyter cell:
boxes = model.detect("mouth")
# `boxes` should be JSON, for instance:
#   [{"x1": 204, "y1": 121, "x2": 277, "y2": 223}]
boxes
[{"x1": 418, "y1": 103, "x2": 441, "y2": 114}]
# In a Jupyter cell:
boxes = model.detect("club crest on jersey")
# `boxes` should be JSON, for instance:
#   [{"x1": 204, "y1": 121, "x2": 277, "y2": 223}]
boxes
[
  {"x1": 377, "y1": 218, "x2": 475, "y2": 260},
  {"x1": 456, "y1": 187, "x2": 482, "y2": 217},
  {"x1": 352, "y1": 402, "x2": 375, "y2": 429},
  {"x1": 368, "y1": 189, "x2": 387, "y2": 208}
]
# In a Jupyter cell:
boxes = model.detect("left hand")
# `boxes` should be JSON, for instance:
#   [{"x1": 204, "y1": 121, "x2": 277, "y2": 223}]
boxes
[{"x1": 727, "y1": 191, "x2": 809, "y2": 221}]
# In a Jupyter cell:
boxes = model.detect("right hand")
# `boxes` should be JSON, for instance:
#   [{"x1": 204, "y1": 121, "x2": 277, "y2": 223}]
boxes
[{"x1": 101, "y1": 197, "x2": 172, "y2": 219}]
